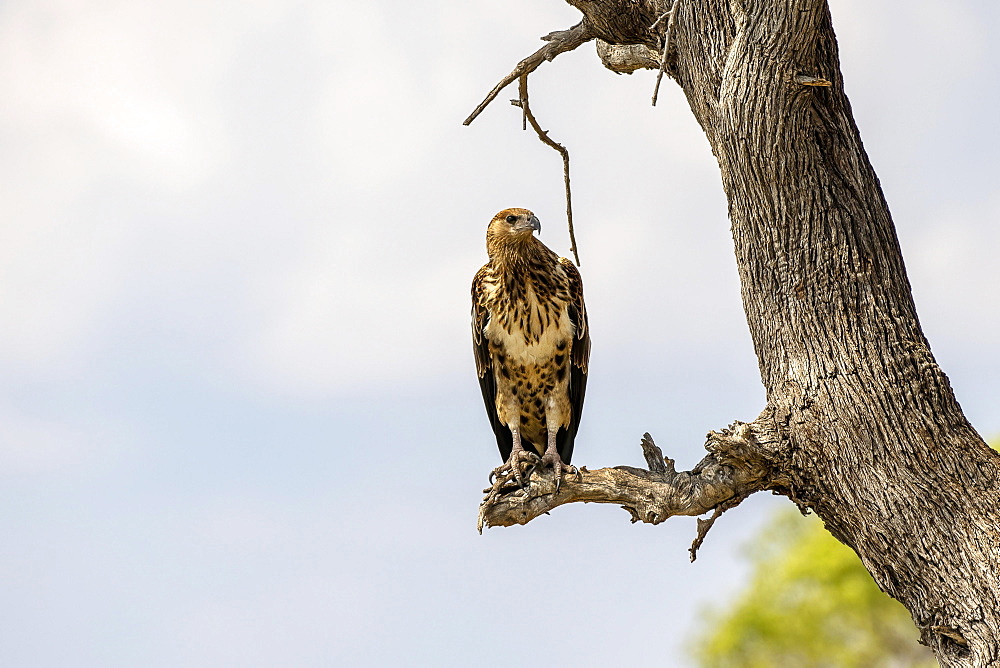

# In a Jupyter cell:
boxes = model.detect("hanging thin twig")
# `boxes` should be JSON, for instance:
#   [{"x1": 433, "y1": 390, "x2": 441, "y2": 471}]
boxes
[
  {"x1": 512, "y1": 75, "x2": 580, "y2": 266},
  {"x1": 463, "y1": 21, "x2": 590, "y2": 264},
  {"x1": 649, "y1": 9, "x2": 671, "y2": 31},
  {"x1": 652, "y1": 0, "x2": 681, "y2": 106}
]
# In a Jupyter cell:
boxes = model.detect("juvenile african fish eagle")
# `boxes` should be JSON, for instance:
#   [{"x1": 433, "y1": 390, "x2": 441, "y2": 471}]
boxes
[{"x1": 471, "y1": 208, "x2": 590, "y2": 489}]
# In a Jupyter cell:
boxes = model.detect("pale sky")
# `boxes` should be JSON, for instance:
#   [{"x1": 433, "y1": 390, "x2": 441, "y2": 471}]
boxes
[{"x1": 0, "y1": 0, "x2": 997, "y2": 665}]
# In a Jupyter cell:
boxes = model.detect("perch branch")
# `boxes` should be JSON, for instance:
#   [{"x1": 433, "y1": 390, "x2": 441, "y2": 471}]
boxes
[
  {"x1": 463, "y1": 22, "x2": 592, "y2": 126},
  {"x1": 479, "y1": 423, "x2": 776, "y2": 541},
  {"x1": 512, "y1": 76, "x2": 581, "y2": 266}
]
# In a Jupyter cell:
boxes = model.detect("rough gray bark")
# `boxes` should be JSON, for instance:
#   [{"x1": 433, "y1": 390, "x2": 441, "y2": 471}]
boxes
[{"x1": 468, "y1": 1, "x2": 1000, "y2": 666}]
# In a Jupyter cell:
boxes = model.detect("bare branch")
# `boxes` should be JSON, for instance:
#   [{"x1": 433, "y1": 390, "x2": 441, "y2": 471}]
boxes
[
  {"x1": 479, "y1": 423, "x2": 775, "y2": 533},
  {"x1": 463, "y1": 22, "x2": 592, "y2": 127},
  {"x1": 652, "y1": 0, "x2": 681, "y2": 106},
  {"x1": 513, "y1": 76, "x2": 581, "y2": 266},
  {"x1": 649, "y1": 10, "x2": 671, "y2": 31},
  {"x1": 688, "y1": 490, "x2": 750, "y2": 561}
]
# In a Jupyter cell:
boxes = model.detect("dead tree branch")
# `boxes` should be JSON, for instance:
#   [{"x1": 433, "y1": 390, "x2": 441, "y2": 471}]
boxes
[
  {"x1": 463, "y1": 22, "x2": 592, "y2": 126},
  {"x1": 651, "y1": 0, "x2": 681, "y2": 106},
  {"x1": 512, "y1": 76, "x2": 581, "y2": 266},
  {"x1": 478, "y1": 423, "x2": 777, "y2": 545}
]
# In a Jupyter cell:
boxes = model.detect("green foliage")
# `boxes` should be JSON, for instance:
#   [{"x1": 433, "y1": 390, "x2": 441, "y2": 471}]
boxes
[{"x1": 691, "y1": 510, "x2": 936, "y2": 667}]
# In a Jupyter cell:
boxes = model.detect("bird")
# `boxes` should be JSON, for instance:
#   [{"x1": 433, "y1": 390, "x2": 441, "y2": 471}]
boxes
[{"x1": 471, "y1": 207, "x2": 590, "y2": 490}]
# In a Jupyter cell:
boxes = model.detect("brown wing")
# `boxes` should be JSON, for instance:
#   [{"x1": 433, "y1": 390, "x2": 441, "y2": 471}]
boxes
[
  {"x1": 556, "y1": 257, "x2": 590, "y2": 464},
  {"x1": 560, "y1": 258, "x2": 590, "y2": 372},
  {"x1": 472, "y1": 265, "x2": 513, "y2": 460}
]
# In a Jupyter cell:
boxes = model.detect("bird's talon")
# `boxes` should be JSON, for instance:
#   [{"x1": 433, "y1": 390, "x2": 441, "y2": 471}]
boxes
[{"x1": 488, "y1": 449, "x2": 541, "y2": 494}]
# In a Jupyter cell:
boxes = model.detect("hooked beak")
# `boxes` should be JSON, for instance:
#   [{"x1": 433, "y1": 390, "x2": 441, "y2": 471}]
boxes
[{"x1": 513, "y1": 215, "x2": 541, "y2": 234}]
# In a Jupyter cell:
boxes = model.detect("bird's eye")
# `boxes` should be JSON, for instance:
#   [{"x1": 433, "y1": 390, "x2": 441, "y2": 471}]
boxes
[{"x1": 505, "y1": 215, "x2": 517, "y2": 224}]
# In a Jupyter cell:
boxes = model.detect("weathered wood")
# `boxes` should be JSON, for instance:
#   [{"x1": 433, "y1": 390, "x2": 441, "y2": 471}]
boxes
[{"x1": 479, "y1": 425, "x2": 775, "y2": 533}]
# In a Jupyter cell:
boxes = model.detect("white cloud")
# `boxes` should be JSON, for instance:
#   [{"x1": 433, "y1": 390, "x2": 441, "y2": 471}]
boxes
[
  {"x1": 0, "y1": 0, "x2": 995, "y2": 406},
  {"x1": 0, "y1": 0, "x2": 269, "y2": 372},
  {"x1": 0, "y1": 410, "x2": 95, "y2": 474},
  {"x1": 0, "y1": 1, "x2": 238, "y2": 186},
  {"x1": 907, "y1": 196, "x2": 1000, "y2": 345}
]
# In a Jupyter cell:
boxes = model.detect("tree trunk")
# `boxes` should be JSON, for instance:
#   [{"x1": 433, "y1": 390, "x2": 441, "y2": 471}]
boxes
[
  {"x1": 471, "y1": 1, "x2": 1000, "y2": 665},
  {"x1": 662, "y1": 1, "x2": 1000, "y2": 664}
]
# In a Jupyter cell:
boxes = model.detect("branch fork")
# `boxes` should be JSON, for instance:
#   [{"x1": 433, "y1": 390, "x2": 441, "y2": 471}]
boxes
[{"x1": 463, "y1": 21, "x2": 592, "y2": 127}]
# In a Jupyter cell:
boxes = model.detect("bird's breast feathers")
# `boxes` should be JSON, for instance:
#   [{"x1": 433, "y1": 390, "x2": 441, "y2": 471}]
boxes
[{"x1": 482, "y1": 286, "x2": 575, "y2": 364}]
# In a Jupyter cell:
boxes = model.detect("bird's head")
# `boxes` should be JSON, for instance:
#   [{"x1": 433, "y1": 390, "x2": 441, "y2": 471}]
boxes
[{"x1": 486, "y1": 208, "x2": 541, "y2": 256}]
